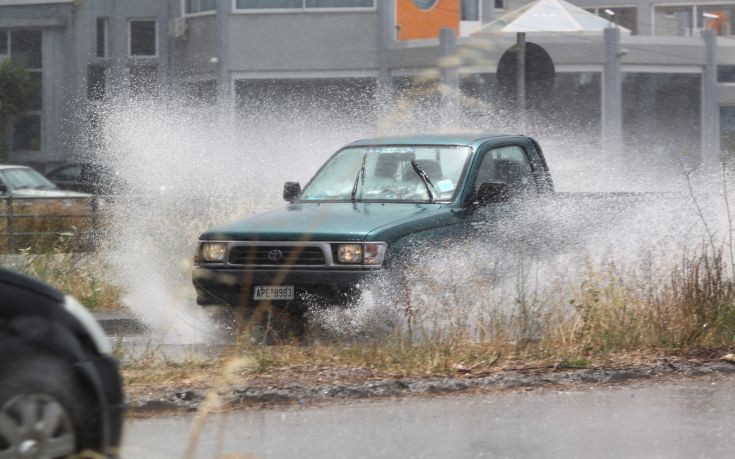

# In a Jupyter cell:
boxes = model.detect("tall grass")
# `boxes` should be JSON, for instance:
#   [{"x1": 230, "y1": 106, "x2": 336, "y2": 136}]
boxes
[
  {"x1": 0, "y1": 250, "x2": 123, "y2": 310},
  {"x1": 200, "y1": 241, "x2": 735, "y2": 379}
]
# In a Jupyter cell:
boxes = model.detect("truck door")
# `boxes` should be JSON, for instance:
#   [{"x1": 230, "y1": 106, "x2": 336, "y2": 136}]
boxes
[{"x1": 466, "y1": 143, "x2": 538, "y2": 238}]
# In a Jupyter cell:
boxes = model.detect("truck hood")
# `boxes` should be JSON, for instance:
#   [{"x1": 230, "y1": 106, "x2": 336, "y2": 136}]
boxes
[{"x1": 200, "y1": 202, "x2": 445, "y2": 242}]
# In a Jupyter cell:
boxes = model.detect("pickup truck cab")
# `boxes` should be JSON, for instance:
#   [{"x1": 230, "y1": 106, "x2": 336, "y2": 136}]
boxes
[{"x1": 193, "y1": 134, "x2": 553, "y2": 310}]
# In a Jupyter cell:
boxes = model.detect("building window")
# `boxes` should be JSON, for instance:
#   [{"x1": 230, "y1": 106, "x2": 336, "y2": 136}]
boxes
[
  {"x1": 697, "y1": 4, "x2": 735, "y2": 36},
  {"x1": 495, "y1": 0, "x2": 504, "y2": 9},
  {"x1": 0, "y1": 31, "x2": 8, "y2": 61},
  {"x1": 719, "y1": 65, "x2": 735, "y2": 83},
  {"x1": 88, "y1": 65, "x2": 108, "y2": 101},
  {"x1": 655, "y1": 5, "x2": 694, "y2": 35},
  {"x1": 412, "y1": 0, "x2": 437, "y2": 10},
  {"x1": 655, "y1": 4, "x2": 734, "y2": 36},
  {"x1": 584, "y1": 6, "x2": 637, "y2": 34},
  {"x1": 129, "y1": 20, "x2": 157, "y2": 57},
  {"x1": 235, "y1": 0, "x2": 374, "y2": 10},
  {"x1": 128, "y1": 65, "x2": 159, "y2": 97},
  {"x1": 722, "y1": 107, "x2": 735, "y2": 154},
  {"x1": 6, "y1": 30, "x2": 42, "y2": 152},
  {"x1": 461, "y1": 0, "x2": 479, "y2": 21},
  {"x1": 185, "y1": 0, "x2": 216, "y2": 15},
  {"x1": 96, "y1": 18, "x2": 108, "y2": 58},
  {"x1": 10, "y1": 30, "x2": 42, "y2": 69},
  {"x1": 12, "y1": 115, "x2": 41, "y2": 152}
]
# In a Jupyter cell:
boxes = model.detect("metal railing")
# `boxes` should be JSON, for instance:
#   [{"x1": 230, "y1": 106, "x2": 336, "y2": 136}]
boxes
[{"x1": 0, "y1": 195, "x2": 99, "y2": 253}]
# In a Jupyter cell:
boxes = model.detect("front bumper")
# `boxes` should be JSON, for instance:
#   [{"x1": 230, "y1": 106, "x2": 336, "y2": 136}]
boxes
[{"x1": 192, "y1": 267, "x2": 380, "y2": 307}]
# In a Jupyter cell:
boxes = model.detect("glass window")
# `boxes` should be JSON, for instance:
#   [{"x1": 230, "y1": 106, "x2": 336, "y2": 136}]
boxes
[
  {"x1": 10, "y1": 30, "x2": 42, "y2": 69},
  {"x1": 128, "y1": 65, "x2": 159, "y2": 97},
  {"x1": 27, "y1": 71, "x2": 42, "y2": 111},
  {"x1": 495, "y1": 0, "x2": 505, "y2": 9},
  {"x1": 697, "y1": 4, "x2": 735, "y2": 36},
  {"x1": 88, "y1": 65, "x2": 107, "y2": 101},
  {"x1": 721, "y1": 107, "x2": 735, "y2": 154},
  {"x1": 185, "y1": 0, "x2": 216, "y2": 14},
  {"x1": 0, "y1": 31, "x2": 8, "y2": 59},
  {"x1": 719, "y1": 65, "x2": 735, "y2": 83},
  {"x1": 305, "y1": 0, "x2": 373, "y2": 7},
  {"x1": 236, "y1": 0, "x2": 303, "y2": 8},
  {"x1": 475, "y1": 146, "x2": 535, "y2": 192},
  {"x1": 654, "y1": 5, "x2": 694, "y2": 36},
  {"x1": 597, "y1": 7, "x2": 637, "y2": 34},
  {"x1": 236, "y1": 0, "x2": 373, "y2": 9},
  {"x1": 129, "y1": 20, "x2": 157, "y2": 57},
  {"x1": 96, "y1": 18, "x2": 107, "y2": 58},
  {"x1": 301, "y1": 146, "x2": 471, "y2": 202},
  {"x1": 413, "y1": 0, "x2": 437, "y2": 10},
  {"x1": 623, "y1": 73, "x2": 701, "y2": 162},
  {"x1": 461, "y1": 0, "x2": 479, "y2": 21},
  {"x1": 12, "y1": 115, "x2": 41, "y2": 151}
]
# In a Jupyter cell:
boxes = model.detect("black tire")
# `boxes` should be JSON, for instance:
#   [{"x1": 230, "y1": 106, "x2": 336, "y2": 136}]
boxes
[
  {"x1": 203, "y1": 302, "x2": 307, "y2": 344},
  {"x1": 0, "y1": 352, "x2": 103, "y2": 458}
]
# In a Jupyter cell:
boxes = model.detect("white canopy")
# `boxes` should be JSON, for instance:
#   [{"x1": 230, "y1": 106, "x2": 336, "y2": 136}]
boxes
[{"x1": 473, "y1": 0, "x2": 631, "y2": 35}]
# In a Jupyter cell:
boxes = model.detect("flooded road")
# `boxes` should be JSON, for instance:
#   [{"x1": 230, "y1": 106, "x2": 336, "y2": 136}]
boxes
[{"x1": 124, "y1": 375, "x2": 735, "y2": 458}]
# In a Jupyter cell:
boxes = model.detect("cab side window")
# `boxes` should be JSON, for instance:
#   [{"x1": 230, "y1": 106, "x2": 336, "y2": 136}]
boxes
[{"x1": 475, "y1": 145, "x2": 535, "y2": 193}]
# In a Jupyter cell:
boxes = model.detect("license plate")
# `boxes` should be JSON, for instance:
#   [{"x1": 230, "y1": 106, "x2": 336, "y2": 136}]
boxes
[{"x1": 253, "y1": 285, "x2": 295, "y2": 301}]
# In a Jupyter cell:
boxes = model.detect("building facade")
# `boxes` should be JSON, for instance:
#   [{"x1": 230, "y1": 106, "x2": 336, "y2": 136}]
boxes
[{"x1": 1, "y1": 0, "x2": 734, "y2": 167}]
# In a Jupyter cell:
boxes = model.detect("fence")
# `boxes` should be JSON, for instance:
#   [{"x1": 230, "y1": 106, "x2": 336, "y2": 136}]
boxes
[{"x1": 0, "y1": 195, "x2": 99, "y2": 253}]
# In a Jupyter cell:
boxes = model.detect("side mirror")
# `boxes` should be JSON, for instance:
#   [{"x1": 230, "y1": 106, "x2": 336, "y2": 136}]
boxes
[
  {"x1": 474, "y1": 182, "x2": 511, "y2": 206},
  {"x1": 0, "y1": 183, "x2": 8, "y2": 195},
  {"x1": 283, "y1": 181, "x2": 301, "y2": 202}
]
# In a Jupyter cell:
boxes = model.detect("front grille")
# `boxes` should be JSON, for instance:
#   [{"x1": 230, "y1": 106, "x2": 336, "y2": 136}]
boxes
[{"x1": 228, "y1": 245, "x2": 326, "y2": 266}]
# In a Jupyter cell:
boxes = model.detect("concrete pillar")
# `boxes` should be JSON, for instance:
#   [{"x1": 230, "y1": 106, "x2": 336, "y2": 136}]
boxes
[
  {"x1": 516, "y1": 32, "x2": 526, "y2": 131},
  {"x1": 216, "y1": 0, "x2": 233, "y2": 109},
  {"x1": 701, "y1": 30, "x2": 719, "y2": 166},
  {"x1": 107, "y1": 1, "x2": 128, "y2": 98},
  {"x1": 481, "y1": 0, "x2": 495, "y2": 24},
  {"x1": 376, "y1": 0, "x2": 394, "y2": 109},
  {"x1": 637, "y1": 1, "x2": 654, "y2": 35},
  {"x1": 602, "y1": 27, "x2": 622, "y2": 158},
  {"x1": 439, "y1": 28, "x2": 459, "y2": 126}
]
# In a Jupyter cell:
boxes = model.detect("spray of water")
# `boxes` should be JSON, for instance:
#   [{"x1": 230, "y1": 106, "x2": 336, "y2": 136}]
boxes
[{"x1": 88, "y1": 83, "x2": 732, "y2": 344}]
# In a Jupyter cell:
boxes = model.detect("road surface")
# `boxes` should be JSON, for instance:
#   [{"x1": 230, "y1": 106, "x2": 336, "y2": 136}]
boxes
[{"x1": 123, "y1": 375, "x2": 735, "y2": 458}]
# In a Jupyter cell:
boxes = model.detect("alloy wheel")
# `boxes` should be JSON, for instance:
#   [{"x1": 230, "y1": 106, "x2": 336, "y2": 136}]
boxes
[{"x1": 0, "y1": 394, "x2": 76, "y2": 459}]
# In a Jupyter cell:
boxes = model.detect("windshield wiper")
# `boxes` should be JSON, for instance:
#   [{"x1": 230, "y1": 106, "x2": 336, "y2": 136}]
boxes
[
  {"x1": 351, "y1": 152, "x2": 368, "y2": 203},
  {"x1": 410, "y1": 160, "x2": 435, "y2": 203}
]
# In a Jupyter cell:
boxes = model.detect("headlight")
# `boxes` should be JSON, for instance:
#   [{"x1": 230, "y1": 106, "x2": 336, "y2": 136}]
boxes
[
  {"x1": 363, "y1": 242, "x2": 387, "y2": 265},
  {"x1": 337, "y1": 244, "x2": 362, "y2": 264},
  {"x1": 201, "y1": 242, "x2": 227, "y2": 262},
  {"x1": 336, "y1": 242, "x2": 386, "y2": 265}
]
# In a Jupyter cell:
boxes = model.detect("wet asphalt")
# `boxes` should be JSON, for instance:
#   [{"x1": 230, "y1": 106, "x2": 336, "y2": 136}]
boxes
[{"x1": 123, "y1": 375, "x2": 735, "y2": 459}]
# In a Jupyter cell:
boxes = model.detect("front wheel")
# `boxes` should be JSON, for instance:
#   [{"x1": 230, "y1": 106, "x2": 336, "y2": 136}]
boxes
[{"x1": 0, "y1": 353, "x2": 102, "y2": 458}]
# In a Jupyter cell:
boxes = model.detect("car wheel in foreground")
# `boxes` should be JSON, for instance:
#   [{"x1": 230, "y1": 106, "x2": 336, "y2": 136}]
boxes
[{"x1": 0, "y1": 354, "x2": 99, "y2": 458}]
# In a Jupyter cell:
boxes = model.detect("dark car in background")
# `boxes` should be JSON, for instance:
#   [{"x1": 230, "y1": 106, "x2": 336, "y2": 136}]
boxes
[
  {"x1": 46, "y1": 162, "x2": 124, "y2": 197},
  {"x1": 0, "y1": 268, "x2": 124, "y2": 458}
]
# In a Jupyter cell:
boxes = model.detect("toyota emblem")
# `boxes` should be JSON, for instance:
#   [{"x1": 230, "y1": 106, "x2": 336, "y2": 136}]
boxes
[{"x1": 267, "y1": 249, "x2": 284, "y2": 261}]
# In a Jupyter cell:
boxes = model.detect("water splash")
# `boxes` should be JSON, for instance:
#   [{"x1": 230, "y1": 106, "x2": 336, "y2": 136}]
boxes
[{"x1": 89, "y1": 87, "x2": 731, "y2": 343}]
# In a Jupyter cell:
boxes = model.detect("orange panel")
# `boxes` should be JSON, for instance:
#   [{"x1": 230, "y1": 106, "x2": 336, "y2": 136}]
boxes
[{"x1": 396, "y1": 0, "x2": 460, "y2": 41}]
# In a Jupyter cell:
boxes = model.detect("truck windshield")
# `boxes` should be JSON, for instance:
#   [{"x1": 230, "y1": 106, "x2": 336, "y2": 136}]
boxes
[{"x1": 300, "y1": 145, "x2": 472, "y2": 203}]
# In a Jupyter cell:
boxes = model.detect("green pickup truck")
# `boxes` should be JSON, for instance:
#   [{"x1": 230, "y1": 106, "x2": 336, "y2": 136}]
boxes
[{"x1": 193, "y1": 134, "x2": 554, "y2": 311}]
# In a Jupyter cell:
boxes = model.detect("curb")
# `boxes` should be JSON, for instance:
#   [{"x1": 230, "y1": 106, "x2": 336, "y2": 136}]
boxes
[
  {"x1": 126, "y1": 359, "x2": 735, "y2": 414},
  {"x1": 92, "y1": 310, "x2": 146, "y2": 336}
]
